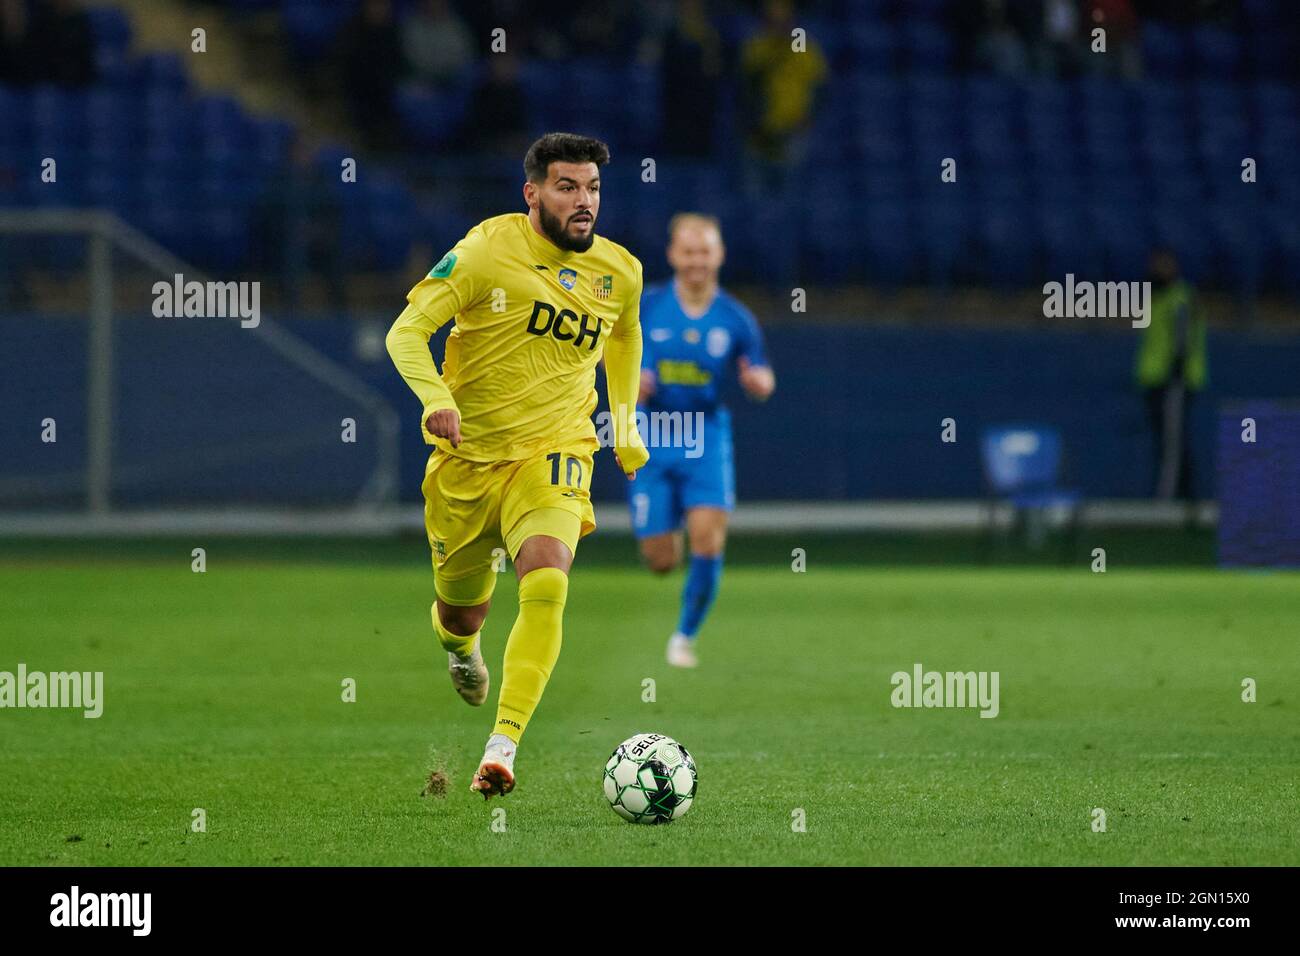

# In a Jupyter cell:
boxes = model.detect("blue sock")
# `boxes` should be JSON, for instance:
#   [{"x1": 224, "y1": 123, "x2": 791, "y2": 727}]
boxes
[{"x1": 677, "y1": 554, "x2": 723, "y2": 639}]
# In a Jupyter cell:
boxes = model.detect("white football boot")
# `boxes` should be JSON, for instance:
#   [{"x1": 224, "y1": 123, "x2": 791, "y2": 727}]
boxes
[
  {"x1": 447, "y1": 639, "x2": 489, "y2": 706},
  {"x1": 666, "y1": 632, "x2": 699, "y2": 668},
  {"x1": 470, "y1": 733, "x2": 517, "y2": 798}
]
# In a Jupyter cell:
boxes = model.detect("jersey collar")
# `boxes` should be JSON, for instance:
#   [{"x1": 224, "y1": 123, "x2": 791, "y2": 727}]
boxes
[
  {"x1": 672, "y1": 278, "x2": 718, "y2": 320},
  {"x1": 521, "y1": 212, "x2": 583, "y2": 265}
]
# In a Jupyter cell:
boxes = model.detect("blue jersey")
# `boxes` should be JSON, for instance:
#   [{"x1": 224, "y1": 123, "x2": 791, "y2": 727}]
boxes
[{"x1": 640, "y1": 283, "x2": 768, "y2": 417}]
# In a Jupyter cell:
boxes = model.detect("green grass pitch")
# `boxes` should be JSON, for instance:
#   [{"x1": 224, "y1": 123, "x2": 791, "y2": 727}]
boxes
[{"x1": 2, "y1": 536, "x2": 1297, "y2": 866}]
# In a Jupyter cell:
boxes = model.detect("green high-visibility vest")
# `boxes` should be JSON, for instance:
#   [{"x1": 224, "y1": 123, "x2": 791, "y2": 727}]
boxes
[{"x1": 1134, "y1": 279, "x2": 1207, "y2": 390}]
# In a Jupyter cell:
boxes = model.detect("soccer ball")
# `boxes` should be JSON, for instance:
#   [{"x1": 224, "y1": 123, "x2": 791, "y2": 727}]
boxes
[{"x1": 603, "y1": 732, "x2": 697, "y2": 824}]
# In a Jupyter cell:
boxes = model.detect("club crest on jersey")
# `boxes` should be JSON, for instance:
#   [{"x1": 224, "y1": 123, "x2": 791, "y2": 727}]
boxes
[
  {"x1": 592, "y1": 274, "x2": 613, "y2": 299},
  {"x1": 558, "y1": 268, "x2": 578, "y2": 290},
  {"x1": 707, "y1": 327, "x2": 730, "y2": 357},
  {"x1": 684, "y1": 328, "x2": 701, "y2": 344}
]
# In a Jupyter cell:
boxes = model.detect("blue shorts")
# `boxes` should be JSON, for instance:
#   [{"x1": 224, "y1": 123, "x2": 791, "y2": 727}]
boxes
[{"x1": 627, "y1": 412, "x2": 735, "y2": 538}]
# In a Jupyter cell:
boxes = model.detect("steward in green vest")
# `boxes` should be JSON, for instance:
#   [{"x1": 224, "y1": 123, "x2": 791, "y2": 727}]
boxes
[{"x1": 1135, "y1": 249, "x2": 1206, "y2": 501}]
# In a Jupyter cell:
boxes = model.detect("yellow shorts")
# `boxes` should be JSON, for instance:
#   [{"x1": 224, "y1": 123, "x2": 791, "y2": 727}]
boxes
[{"x1": 421, "y1": 439, "x2": 598, "y2": 607}]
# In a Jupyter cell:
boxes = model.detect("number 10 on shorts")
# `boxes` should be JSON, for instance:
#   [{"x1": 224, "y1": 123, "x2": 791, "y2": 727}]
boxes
[{"x1": 547, "y1": 452, "x2": 584, "y2": 488}]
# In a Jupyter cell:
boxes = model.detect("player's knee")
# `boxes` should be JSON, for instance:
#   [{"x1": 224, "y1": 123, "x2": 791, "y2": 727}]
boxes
[
  {"x1": 689, "y1": 528, "x2": 726, "y2": 558},
  {"x1": 438, "y1": 601, "x2": 489, "y2": 635},
  {"x1": 641, "y1": 540, "x2": 679, "y2": 574},
  {"x1": 647, "y1": 554, "x2": 677, "y2": 575}
]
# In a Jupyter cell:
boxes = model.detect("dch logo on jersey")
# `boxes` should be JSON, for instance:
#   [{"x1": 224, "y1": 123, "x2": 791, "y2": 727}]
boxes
[
  {"x1": 558, "y1": 268, "x2": 578, "y2": 290},
  {"x1": 526, "y1": 300, "x2": 604, "y2": 350},
  {"x1": 706, "y1": 327, "x2": 730, "y2": 358}
]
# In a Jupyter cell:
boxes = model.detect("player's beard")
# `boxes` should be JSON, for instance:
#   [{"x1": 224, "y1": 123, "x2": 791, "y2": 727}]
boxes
[{"x1": 538, "y1": 198, "x2": 596, "y2": 253}]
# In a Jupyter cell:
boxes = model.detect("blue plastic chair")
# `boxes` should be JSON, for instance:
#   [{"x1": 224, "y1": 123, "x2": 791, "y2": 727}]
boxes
[{"x1": 981, "y1": 426, "x2": 1082, "y2": 559}]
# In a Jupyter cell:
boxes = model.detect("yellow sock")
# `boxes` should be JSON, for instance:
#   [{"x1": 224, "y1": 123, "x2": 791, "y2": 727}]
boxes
[
  {"x1": 493, "y1": 567, "x2": 568, "y2": 742},
  {"x1": 431, "y1": 603, "x2": 478, "y2": 656}
]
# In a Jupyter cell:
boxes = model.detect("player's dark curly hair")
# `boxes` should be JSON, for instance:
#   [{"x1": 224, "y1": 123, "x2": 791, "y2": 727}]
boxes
[{"x1": 524, "y1": 133, "x2": 611, "y2": 183}]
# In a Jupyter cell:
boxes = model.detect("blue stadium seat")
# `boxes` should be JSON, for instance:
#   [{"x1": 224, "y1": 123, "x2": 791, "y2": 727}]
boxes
[
  {"x1": 901, "y1": 21, "x2": 954, "y2": 73},
  {"x1": 1027, "y1": 166, "x2": 1083, "y2": 205},
  {"x1": 977, "y1": 201, "x2": 1036, "y2": 287},
  {"x1": 1039, "y1": 202, "x2": 1102, "y2": 279},
  {"x1": 131, "y1": 52, "x2": 189, "y2": 92},
  {"x1": 1191, "y1": 27, "x2": 1244, "y2": 78},
  {"x1": 196, "y1": 207, "x2": 251, "y2": 271},
  {"x1": 1242, "y1": 0, "x2": 1288, "y2": 26},
  {"x1": 863, "y1": 200, "x2": 917, "y2": 286},
  {"x1": 804, "y1": 199, "x2": 860, "y2": 284},
  {"x1": 848, "y1": 73, "x2": 902, "y2": 118},
  {"x1": 1151, "y1": 204, "x2": 1211, "y2": 282},
  {"x1": 251, "y1": 118, "x2": 295, "y2": 166},
  {"x1": 966, "y1": 76, "x2": 1019, "y2": 114},
  {"x1": 1246, "y1": 29, "x2": 1296, "y2": 78},
  {"x1": 395, "y1": 83, "x2": 471, "y2": 149},
  {"x1": 904, "y1": 73, "x2": 958, "y2": 110},
  {"x1": 1252, "y1": 82, "x2": 1297, "y2": 128},
  {"x1": 854, "y1": 123, "x2": 906, "y2": 164},
  {"x1": 1090, "y1": 203, "x2": 1151, "y2": 277},
  {"x1": 281, "y1": 0, "x2": 358, "y2": 60},
  {"x1": 1150, "y1": 172, "x2": 1205, "y2": 205},
  {"x1": 1021, "y1": 79, "x2": 1069, "y2": 116},
  {"x1": 1140, "y1": 23, "x2": 1189, "y2": 77},
  {"x1": 846, "y1": 21, "x2": 899, "y2": 70},
  {"x1": 1208, "y1": 200, "x2": 1264, "y2": 292},
  {"x1": 917, "y1": 198, "x2": 971, "y2": 288},
  {"x1": 1265, "y1": 207, "x2": 1300, "y2": 295}
]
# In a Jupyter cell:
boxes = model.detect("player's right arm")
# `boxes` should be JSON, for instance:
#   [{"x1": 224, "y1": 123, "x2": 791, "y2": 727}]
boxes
[{"x1": 385, "y1": 228, "x2": 490, "y2": 446}]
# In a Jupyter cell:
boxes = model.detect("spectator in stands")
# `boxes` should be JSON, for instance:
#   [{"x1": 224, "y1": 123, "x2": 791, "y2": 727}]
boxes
[
  {"x1": 252, "y1": 133, "x2": 345, "y2": 311},
  {"x1": 401, "y1": 0, "x2": 475, "y2": 88},
  {"x1": 31, "y1": 0, "x2": 95, "y2": 87},
  {"x1": 1086, "y1": 0, "x2": 1142, "y2": 78},
  {"x1": 0, "y1": 0, "x2": 34, "y2": 85},
  {"x1": 1033, "y1": 0, "x2": 1085, "y2": 76},
  {"x1": 339, "y1": 0, "x2": 404, "y2": 149},
  {"x1": 1135, "y1": 248, "x2": 1207, "y2": 503},
  {"x1": 656, "y1": 0, "x2": 724, "y2": 157},
  {"x1": 738, "y1": 0, "x2": 826, "y2": 288},
  {"x1": 460, "y1": 49, "x2": 528, "y2": 156},
  {"x1": 739, "y1": 0, "x2": 826, "y2": 180},
  {"x1": 974, "y1": 0, "x2": 1032, "y2": 77},
  {"x1": 530, "y1": 0, "x2": 637, "y2": 62},
  {"x1": 460, "y1": 0, "x2": 531, "y2": 57},
  {"x1": 1132, "y1": 0, "x2": 1240, "y2": 25},
  {"x1": 1, "y1": 0, "x2": 95, "y2": 88}
]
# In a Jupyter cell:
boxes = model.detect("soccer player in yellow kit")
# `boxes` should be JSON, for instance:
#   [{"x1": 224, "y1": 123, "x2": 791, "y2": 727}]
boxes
[{"x1": 386, "y1": 133, "x2": 648, "y2": 798}]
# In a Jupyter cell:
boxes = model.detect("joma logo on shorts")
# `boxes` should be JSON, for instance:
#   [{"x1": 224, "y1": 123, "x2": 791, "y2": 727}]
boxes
[{"x1": 526, "y1": 301, "x2": 603, "y2": 350}]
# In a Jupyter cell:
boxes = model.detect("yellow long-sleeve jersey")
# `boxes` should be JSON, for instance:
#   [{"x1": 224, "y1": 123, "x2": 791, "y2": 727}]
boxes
[{"x1": 386, "y1": 213, "x2": 649, "y2": 473}]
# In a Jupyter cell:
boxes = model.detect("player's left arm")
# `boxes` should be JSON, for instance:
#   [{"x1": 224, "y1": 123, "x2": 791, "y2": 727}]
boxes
[
  {"x1": 736, "y1": 305, "x2": 775, "y2": 402},
  {"x1": 603, "y1": 257, "x2": 650, "y2": 479}
]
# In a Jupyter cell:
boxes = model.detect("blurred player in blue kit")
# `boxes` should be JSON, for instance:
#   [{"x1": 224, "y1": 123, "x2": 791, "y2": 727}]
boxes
[{"x1": 630, "y1": 213, "x2": 775, "y2": 667}]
